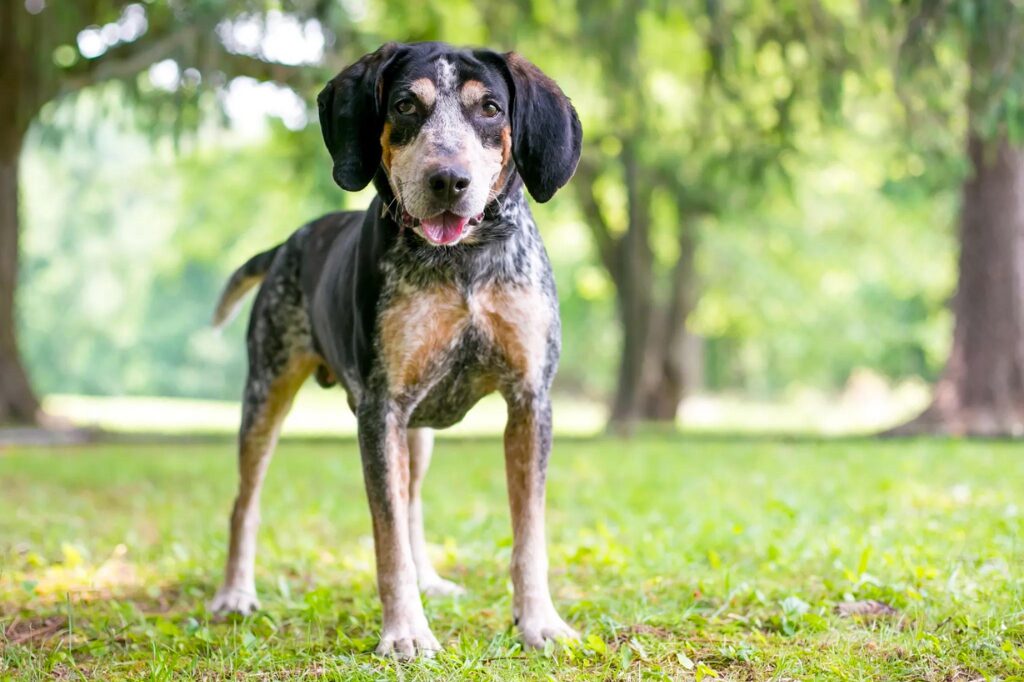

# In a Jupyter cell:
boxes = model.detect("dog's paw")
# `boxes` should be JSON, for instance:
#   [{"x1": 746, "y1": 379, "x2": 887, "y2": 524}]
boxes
[
  {"x1": 208, "y1": 587, "x2": 260, "y2": 616},
  {"x1": 376, "y1": 620, "x2": 441, "y2": 660},
  {"x1": 516, "y1": 609, "x2": 579, "y2": 650},
  {"x1": 420, "y1": 576, "x2": 466, "y2": 599}
]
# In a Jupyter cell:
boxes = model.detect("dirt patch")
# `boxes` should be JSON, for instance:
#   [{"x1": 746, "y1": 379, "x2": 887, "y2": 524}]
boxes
[
  {"x1": 611, "y1": 622, "x2": 675, "y2": 645},
  {"x1": 835, "y1": 600, "x2": 899, "y2": 618},
  {"x1": 2, "y1": 615, "x2": 68, "y2": 646}
]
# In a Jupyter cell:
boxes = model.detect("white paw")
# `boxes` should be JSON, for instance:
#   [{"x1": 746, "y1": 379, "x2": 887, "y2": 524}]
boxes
[
  {"x1": 420, "y1": 576, "x2": 466, "y2": 598},
  {"x1": 208, "y1": 586, "x2": 260, "y2": 616},
  {"x1": 376, "y1": 618, "x2": 442, "y2": 660},
  {"x1": 516, "y1": 608, "x2": 579, "y2": 650}
]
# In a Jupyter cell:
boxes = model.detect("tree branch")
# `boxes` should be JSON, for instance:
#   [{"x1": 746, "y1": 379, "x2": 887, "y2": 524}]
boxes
[
  {"x1": 652, "y1": 163, "x2": 717, "y2": 219},
  {"x1": 60, "y1": 24, "x2": 311, "y2": 95},
  {"x1": 203, "y1": 44, "x2": 312, "y2": 89},
  {"x1": 61, "y1": 26, "x2": 199, "y2": 93},
  {"x1": 572, "y1": 151, "x2": 623, "y2": 286}
]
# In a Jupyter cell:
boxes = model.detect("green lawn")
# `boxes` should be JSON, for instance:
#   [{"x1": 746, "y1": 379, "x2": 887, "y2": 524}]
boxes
[{"x1": 2, "y1": 436, "x2": 1023, "y2": 680}]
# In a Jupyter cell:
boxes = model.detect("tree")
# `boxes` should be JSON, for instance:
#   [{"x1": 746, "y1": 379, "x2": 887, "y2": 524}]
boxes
[
  {"x1": 533, "y1": 1, "x2": 854, "y2": 430},
  {"x1": 885, "y1": 1, "x2": 1024, "y2": 436},
  {"x1": 0, "y1": 1, "x2": 339, "y2": 425}
]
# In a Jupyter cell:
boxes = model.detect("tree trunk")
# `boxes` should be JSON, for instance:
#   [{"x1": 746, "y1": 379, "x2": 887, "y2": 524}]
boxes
[
  {"x1": 0, "y1": 131, "x2": 41, "y2": 425},
  {"x1": 608, "y1": 141, "x2": 655, "y2": 432},
  {"x1": 576, "y1": 149, "x2": 703, "y2": 433},
  {"x1": 638, "y1": 220, "x2": 700, "y2": 421},
  {"x1": 889, "y1": 134, "x2": 1024, "y2": 436}
]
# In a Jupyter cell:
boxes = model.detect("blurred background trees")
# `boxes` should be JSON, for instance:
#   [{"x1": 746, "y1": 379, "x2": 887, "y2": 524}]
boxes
[
  {"x1": 4, "y1": 0, "x2": 1019, "y2": 434},
  {"x1": 0, "y1": 0, "x2": 332, "y2": 423},
  {"x1": 875, "y1": 0, "x2": 1024, "y2": 436}
]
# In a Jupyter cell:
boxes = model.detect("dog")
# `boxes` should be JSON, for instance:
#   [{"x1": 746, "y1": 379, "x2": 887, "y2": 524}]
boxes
[{"x1": 207, "y1": 41, "x2": 582, "y2": 659}]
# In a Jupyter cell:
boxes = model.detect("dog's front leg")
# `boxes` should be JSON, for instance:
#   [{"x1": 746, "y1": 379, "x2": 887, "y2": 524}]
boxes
[
  {"x1": 358, "y1": 399, "x2": 440, "y2": 659},
  {"x1": 504, "y1": 393, "x2": 578, "y2": 648}
]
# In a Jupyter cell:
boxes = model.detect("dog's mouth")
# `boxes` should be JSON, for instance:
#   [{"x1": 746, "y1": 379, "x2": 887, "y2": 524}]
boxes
[{"x1": 402, "y1": 210, "x2": 484, "y2": 245}]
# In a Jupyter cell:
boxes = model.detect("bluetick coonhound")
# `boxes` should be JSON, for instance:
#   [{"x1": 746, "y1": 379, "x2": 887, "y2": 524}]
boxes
[{"x1": 207, "y1": 42, "x2": 582, "y2": 659}]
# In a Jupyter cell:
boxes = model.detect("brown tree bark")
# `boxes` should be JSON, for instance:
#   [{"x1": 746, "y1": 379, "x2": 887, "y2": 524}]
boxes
[
  {"x1": 608, "y1": 140, "x2": 656, "y2": 430},
  {"x1": 0, "y1": 1, "x2": 42, "y2": 425},
  {"x1": 890, "y1": 134, "x2": 1024, "y2": 436},
  {"x1": 573, "y1": 152, "x2": 703, "y2": 433},
  {"x1": 0, "y1": 130, "x2": 41, "y2": 425},
  {"x1": 639, "y1": 222, "x2": 700, "y2": 421}
]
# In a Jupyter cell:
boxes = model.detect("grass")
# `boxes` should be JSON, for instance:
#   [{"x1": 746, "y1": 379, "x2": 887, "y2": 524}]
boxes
[{"x1": 2, "y1": 435, "x2": 1023, "y2": 680}]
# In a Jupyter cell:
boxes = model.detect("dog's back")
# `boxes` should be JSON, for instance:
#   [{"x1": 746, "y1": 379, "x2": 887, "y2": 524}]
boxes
[
  {"x1": 212, "y1": 210, "x2": 365, "y2": 401},
  {"x1": 212, "y1": 211, "x2": 362, "y2": 329}
]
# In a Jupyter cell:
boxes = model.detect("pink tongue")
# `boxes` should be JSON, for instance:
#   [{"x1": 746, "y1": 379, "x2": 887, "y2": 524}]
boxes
[{"x1": 420, "y1": 212, "x2": 469, "y2": 244}]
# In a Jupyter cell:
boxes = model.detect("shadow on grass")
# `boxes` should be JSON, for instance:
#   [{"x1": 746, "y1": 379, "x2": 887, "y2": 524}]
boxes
[{"x1": 7, "y1": 426, "x2": 1003, "y2": 448}]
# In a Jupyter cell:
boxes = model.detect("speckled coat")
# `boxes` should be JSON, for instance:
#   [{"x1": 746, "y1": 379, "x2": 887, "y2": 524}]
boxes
[{"x1": 208, "y1": 42, "x2": 583, "y2": 658}]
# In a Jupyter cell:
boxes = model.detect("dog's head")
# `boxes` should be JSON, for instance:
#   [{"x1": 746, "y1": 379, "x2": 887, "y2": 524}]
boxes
[{"x1": 317, "y1": 42, "x2": 582, "y2": 246}]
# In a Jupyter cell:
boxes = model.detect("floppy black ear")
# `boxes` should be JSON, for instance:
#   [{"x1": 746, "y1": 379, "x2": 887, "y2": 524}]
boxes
[
  {"x1": 317, "y1": 43, "x2": 404, "y2": 191},
  {"x1": 495, "y1": 53, "x2": 583, "y2": 203}
]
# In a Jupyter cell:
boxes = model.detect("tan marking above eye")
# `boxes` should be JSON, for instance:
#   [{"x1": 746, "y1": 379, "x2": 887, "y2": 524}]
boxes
[
  {"x1": 380, "y1": 121, "x2": 393, "y2": 171},
  {"x1": 409, "y1": 78, "x2": 437, "y2": 108},
  {"x1": 460, "y1": 80, "x2": 488, "y2": 108}
]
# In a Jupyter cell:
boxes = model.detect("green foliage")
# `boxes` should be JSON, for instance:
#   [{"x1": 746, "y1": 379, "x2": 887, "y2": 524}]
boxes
[
  {"x1": 18, "y1": 118, "x2": 342, "y2": 399},
  {"x1": 880, "y1": 0, "x2": 1024, "y2": 145},
  {"x1": 20, "y1": 109, "x2": 956, "y2": 398},
  {"x1": 3, "y1": 436, "x2": 1024, "y2": 679},
  {"x1": 16, "y1": 0, "x2": 994, "y2": 400},
  {"x1": 694, "y1": 128, "x2": 957, "y2": 393}
]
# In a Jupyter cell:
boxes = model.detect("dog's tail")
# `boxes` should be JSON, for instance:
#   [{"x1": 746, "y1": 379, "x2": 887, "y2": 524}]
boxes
[{"x1": 211, "y1": 245, "x2": 282, "y2": 330}]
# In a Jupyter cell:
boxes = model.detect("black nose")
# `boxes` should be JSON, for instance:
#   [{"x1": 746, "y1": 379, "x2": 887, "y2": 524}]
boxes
[{"x1": 427, "y1": 167, "x2": 471, "y2": 201}]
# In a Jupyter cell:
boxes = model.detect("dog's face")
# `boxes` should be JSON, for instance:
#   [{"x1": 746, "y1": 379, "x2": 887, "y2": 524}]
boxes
[
  {"x1": 380, "y1": 56, "x2": 511, "y2": 245},
  {"x1": 318, "y1": 42, "x2": 582, "y2": 246}
]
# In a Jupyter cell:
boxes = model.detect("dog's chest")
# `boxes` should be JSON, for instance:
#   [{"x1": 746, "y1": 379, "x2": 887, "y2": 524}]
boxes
[{"x1": 377, "y1": 280, "x2": 551, "y2": 421}]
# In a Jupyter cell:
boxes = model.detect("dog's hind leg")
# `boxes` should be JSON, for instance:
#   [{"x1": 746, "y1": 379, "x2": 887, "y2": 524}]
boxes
[
  {"x1": 210, "y1": 353, "x2": 315, "y2": 615},
  {"x1": 407, "y1": 428, "x2": 465, "y2": 598}
]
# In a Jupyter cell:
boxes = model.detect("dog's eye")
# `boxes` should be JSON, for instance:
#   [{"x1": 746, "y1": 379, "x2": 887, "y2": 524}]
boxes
[
  {"x1": 481, "y1": 101, "x2": 501, "y2": 118},
  {"x1": 395, "y1": 99, "x2": 417, "y2": 116}
]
